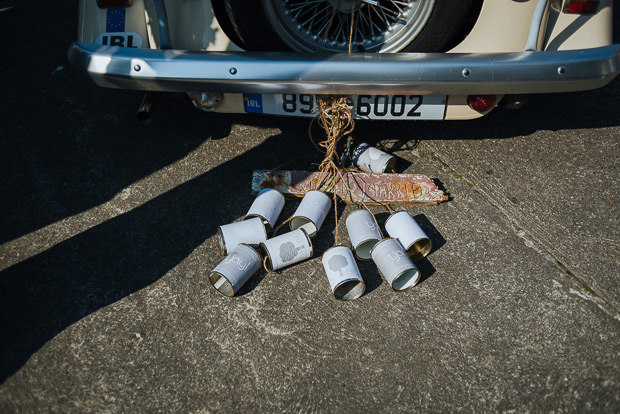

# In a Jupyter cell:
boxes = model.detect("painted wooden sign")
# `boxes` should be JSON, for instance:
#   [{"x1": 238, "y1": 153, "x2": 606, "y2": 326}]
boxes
[{"x1": 251, "y1": 170, "x2": 447, "y2": 205}]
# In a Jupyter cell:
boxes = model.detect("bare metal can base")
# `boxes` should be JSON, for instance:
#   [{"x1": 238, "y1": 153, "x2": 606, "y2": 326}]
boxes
[
  {"x1": 209, "y1": 244, "x2": 262, "y2": 297},
  {"x1": 371, "y1": 238, "x2": 420, "y2": 291},
  {"x1": 322, "y1": 246, "x2": 366, "y2": 301}
]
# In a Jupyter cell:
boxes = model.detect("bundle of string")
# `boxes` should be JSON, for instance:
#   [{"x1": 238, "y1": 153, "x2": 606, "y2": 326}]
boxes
[{"x1": 312, "y1": 96, "x2": 355, "y2": 245}]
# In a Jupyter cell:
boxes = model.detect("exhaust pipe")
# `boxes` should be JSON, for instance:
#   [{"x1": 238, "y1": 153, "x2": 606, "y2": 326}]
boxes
[{"x1": 136, "y1": 92, "x2": 161, "y2": 124}]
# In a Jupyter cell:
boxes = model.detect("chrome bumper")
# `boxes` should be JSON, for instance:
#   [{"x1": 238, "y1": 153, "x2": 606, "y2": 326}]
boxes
[{"x1": 68, "y1": 42, "x2": 620, "y2": 95}]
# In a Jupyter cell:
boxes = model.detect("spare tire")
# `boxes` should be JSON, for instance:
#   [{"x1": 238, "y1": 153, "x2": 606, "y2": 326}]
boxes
[{"x1": 219, "y1": 0, "x2": 473, "y2": 53}]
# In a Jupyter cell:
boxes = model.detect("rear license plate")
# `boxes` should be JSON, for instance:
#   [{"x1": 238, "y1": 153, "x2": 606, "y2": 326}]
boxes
[{"x1": 243, "y1": 94, "x2": 446, "y2": 120}]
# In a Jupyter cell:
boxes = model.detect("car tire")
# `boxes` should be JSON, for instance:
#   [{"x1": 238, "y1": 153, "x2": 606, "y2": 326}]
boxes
[{"x1": 218, "y1": 0, "x2": 474, "y2": 53}]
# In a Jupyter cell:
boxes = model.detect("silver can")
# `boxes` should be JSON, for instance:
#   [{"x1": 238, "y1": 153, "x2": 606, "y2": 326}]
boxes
[
  {"x1": 370, "y1": 238, "x2": 420, "y2": 291},
  {"x1": 289, "y1": 190, "x2": 332, "y2": 238},
  {"x1": 352, "y1": 142, "x2": 396, "y2": 173},
  {"x1": 384, "y1": 211, "x2": 432, "y2": 261},
  {"x1": 245, "y1": 188, "x2": 285, "y2": 231},
  {"x1": 260, "y1": 228, "x2": 313, "y2": 272},
  {"x1": 209, "y1": 244, "x2": 262, "y2": 297},
  {"x1": 345, "y1": 209, "x2": 382, "y2": 261},
  {"x1": 322, "y1": 245, "x2": 366, "y2": 301},
  {"x1": 218, "y1": 217, "x2": 268, "y2": 255}
]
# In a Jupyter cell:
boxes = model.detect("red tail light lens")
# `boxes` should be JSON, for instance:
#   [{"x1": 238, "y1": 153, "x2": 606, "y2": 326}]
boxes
[
  {"x1": 97, "y1": 0, "x2": 133, "y2": 8},
  {"x1": 467, "y1": 95, "x2": 497, "y2": 113},
  {"x1": 565, "y1": 1, "x2": 598, "y2": 14}
]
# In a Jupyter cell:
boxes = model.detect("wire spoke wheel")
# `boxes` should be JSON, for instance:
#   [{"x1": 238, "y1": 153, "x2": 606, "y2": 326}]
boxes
[{"x1": 263, "y1": 0, "x2": 436, "y2": 52}]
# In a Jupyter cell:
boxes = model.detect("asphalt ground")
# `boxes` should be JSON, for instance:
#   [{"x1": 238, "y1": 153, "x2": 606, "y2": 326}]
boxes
[{"x1": 1, "y1": 1, "x2": 619, "y2": 412}]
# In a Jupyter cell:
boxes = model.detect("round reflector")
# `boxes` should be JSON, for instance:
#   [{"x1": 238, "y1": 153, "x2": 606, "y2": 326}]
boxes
[{"x1": 467, "y1": 95, "x2": 497, "y2": 113}]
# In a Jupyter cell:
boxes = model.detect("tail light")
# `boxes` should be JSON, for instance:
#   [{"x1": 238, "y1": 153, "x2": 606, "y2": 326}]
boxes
[
  {"x1": 565, "y1": 1, "x2": 598, "y2": 14},
  {"x1": 97, "y1": 0, "x2": 132, "y2": 8},
  {"x1": 467, "y1": 95, "x2": 497, "y2": 113}
]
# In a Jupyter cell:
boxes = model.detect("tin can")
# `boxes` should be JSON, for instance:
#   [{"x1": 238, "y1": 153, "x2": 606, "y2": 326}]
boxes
[
  {"x1": 289, "y1": 190, "x2": 332, "y2": 238},
  {"x1": 218, "y1": 217, "x2": 268, "y2": 255},
  {"x1": 370, "y1": 238, "x2": 420, "y2": 291},
  {"x1": 209, "y1": 244, "x2": 262, "y2": 297},
  {"x1": 245, "y1": 188, "x2": 285, "y2": 231},
  {"x1": 260, "y1": 228, "x2": 313, "y2": 272},
  {"x1": 321, "y1": 245, "x2": 366, "y2": 301},
  {"x1": 384, "y1": 211, "x2": 432, "y2": 261},
  {"x1": 345, "y1": 209, "x2": 382, "y2": 261},
  {"x1": 352, "y1": 142, "x2": 396, "y2": 173}
]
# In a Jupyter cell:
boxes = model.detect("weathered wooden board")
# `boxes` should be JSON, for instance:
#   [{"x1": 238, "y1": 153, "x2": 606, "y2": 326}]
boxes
[{"x1": 252, "y1": 170, "x2": 447, "y2": 205}]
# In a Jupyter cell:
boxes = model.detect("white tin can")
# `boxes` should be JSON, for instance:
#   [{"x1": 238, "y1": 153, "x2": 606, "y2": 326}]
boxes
[
  {"x1": 345, "y1": 209, "x2": 382, "y2": 261},
  {"x1": 209, "y1": 244, "x2": 262, "y2": 297},
  {"x1": 370, "y1": 238, "x2": 420, "y2": 291},
  {"x1": 322, "y1": 245, "x2": 366, "y2": 301},
  {"x1": 218, "y1": 217, "x2": 268, "y2": 255},
  {"x1": 384, "y1": 211, "x2": 432, "y2": 261},
  {"x1": 289, "y1": 190, "x2": 332, "y2": 238},
  {"x1": 352, "y1": 143, "x2": 396, "y2": 173},
  {"x1": 260, "y1": 228, "x2": 313, "y2": 272},
  {"x1": 245, "y1": 188, "x2": 285, "y2": 231}
]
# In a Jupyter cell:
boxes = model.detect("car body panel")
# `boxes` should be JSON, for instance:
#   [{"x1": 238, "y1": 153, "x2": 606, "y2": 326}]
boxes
[{"x1": 73, "y1": 0, "x2": 617, "y2": 120}]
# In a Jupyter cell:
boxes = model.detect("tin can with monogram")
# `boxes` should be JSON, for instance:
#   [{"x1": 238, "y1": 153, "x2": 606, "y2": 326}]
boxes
[
  {"x1": 218, "y1": 217, "x2": 268, "y2": 255},
  {"x1": 345, "y1": 209, "x2": 382, "y2": 261},
  {"x1": 289, "y1": 190, "x2": 332, "y2": 238},
  {"x1": 245, "y1": 188, "x2": 285, "y2": 231},
  {"x1": 384, "y1": 211, "x2": 432, "y2": 261},
  {"x1": 352, "y1": 142, "x2": 396, "y2": 173},
  {"x1": 321, "y1": 245, "x2": 365, "y2": 301},
  {"x1": 260, "y1": 228, "x2": 313, "y2": 272},
  {"x1": 370, "y1": 238, "x2": 420, "y2": 291},
  {"x1": 209, "y1": 244, "x2": 262, "y2": 297}
]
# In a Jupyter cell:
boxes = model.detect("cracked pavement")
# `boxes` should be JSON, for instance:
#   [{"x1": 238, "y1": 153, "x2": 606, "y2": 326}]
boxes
[{"x1": 1, "y1": 1, "x2": 619, "y2": 412}]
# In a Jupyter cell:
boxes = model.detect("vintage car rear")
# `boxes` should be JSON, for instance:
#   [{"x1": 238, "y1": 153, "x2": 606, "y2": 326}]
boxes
[{"x1": 69, "y1": 0, "x2": 619, "y2": 121}]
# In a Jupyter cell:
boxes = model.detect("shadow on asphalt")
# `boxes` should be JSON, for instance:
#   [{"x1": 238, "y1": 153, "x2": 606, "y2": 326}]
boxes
[{"x1": 0, "y1": 112, "x2": 323, "y2": 382}]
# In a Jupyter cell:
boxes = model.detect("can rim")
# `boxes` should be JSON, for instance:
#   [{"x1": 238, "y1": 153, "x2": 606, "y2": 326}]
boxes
[
  {"x1": 320, "y1": 244, "x2": 351, "y2": 261},
  {"x1": 208, "y1": 271, "x2": 235, "y2": 297},
  {"x1": 298, "y1": 227, "x2": 314, "y2": 257},
  {"x1": 246, "y1": 216, "x2": 269, "y2": 240},
  {"x1": 353, "y1": 237, "x2": 381, "y2": 261},
  {"x1": 244, "y1": 213, "x2": 272, "y2": 232},
  {"x1": 258, "y1": 242, "x2": 274, "y2": 272},
  {"x1": 217, "y1": 226, "x2": 228, "y2": 255},
  {"x1": 405, "y1": 237, "x2": 432, "y2": 261},
  {"x1": 333, "y1": 278, "x2": 366, "y2": 301},
  {"x1": 289, "y1": 215, "x2": 318, "y2": 238},
  {"x1": 384, "y1": 156, "x2": 397, "y2": 173},
  {"x1": 391, "y1": 267, "x2": 420, "y2": 291}
]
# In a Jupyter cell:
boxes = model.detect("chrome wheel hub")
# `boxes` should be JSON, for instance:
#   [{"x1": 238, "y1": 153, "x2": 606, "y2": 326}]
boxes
[{"x1": 263, "y1": 0, "x2": 436, "y2": 52}]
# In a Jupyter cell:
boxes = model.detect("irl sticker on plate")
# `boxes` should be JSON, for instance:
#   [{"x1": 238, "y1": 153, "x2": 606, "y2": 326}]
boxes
[{"x1": 244, "y1": 94, "x2": 263, "y2": 114}]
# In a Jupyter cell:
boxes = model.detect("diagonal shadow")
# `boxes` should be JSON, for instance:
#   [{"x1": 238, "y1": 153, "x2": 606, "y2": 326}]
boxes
[{"x1": 0, "y1": 125, "x2": 321, "y2": 383}]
